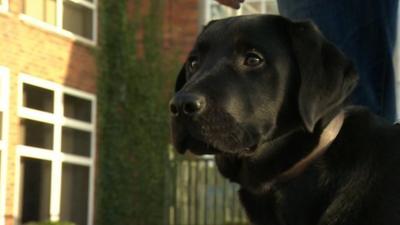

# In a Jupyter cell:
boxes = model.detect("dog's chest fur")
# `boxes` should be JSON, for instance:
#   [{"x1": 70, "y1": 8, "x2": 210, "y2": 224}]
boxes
[{"x1": 238, "y1": 107, "x2": 400, "y2": 225}]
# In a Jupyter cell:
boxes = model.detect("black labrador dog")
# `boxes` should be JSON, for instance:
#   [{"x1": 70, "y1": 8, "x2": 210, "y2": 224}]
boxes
[{"x1": 169, "y1": 15, "x2": 400, "y2": 225}]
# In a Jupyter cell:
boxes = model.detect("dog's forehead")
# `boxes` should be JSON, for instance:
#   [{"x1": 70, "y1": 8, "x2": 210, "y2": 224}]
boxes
[{"x1": 196, "y1": 15, "x2": 288, "y2": 50}]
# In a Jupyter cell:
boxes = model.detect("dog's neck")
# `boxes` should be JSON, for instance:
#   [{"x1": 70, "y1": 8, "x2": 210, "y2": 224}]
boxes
[
  {"x1": 237, "y1": 111, "x2": 346, "y2": 193},
  {"x1": 277, "y1": 111, "x2": 345, "y2": 182}
]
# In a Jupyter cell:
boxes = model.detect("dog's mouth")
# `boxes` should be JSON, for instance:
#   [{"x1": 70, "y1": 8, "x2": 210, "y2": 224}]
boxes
[
  {"x1": 242, "y1": 143, "x2": 259, "y2": 153},
  {"x1": 171, "y1": 118, "x2": 259, "y2": 156},
  {"x1": 174, "y1": 133, "x2": 258, "y2": 155},
  {"x1": 174, "y1": 132, "x2": 259, "y2": 155},
  {"x1": 170, "y1": 102, "x2": 260, "y2": 155},
  {"x1": 175, "y1": 134, "x2": 220, "y2": 155}
]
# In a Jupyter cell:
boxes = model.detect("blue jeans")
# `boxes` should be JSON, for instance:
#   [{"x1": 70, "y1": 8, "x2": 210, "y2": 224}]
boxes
[{"x1": 277, "y1": 0, "x2": 398, "y2": 122}]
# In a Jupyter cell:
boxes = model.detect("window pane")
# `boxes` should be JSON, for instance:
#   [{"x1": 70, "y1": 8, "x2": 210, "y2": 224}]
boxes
[
  {"x1": 20, "y1": 119, "x2": 53, "y2": 149},
  {"x1": 266, "y1": 1, "x2": 279, "y2": 14},
  {"x1": 242, "y1": 2, "x2": 263, "y2": 14},
  {"x1": 64, "y1": 94, "x2": 92, "y2": 122},
  {"x1": 63, "y1": 0, "x2": 93, "y2": 39},
  {"x1": 23, "y1": 0, "x2": 57, "y2": 25},
  {"x1": 62, "y1": 127, "x2": 91, "y2": 156},
  {"x1": 210, "y1": 4, "x2": 235, "y2": 20},
  {"x1": 60, "y1": 163, "x2": 89, "y2": 225},
  {"x1": 20, "y1": 158, "x2": 51, "y2": 224},
  {"x1": 23, "y1": 83, "x2": 54, "y2": 113}
]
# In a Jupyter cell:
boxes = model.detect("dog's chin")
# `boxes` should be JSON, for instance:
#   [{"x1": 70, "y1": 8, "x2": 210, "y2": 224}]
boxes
[
  {"x1": 174, "y1": 134, "x2": 259, "y2": 156},
  {"x1": 176, "y1": 136, "x2": 220, "y2": 155},
  {"x1": 171, "y1": 111, "x2": 260, "y2": 155}
]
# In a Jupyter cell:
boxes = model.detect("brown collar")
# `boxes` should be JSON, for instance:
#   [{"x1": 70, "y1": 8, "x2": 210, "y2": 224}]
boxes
[{"x1": 277, "y1": 111, "x2": 345, "y2": 182}]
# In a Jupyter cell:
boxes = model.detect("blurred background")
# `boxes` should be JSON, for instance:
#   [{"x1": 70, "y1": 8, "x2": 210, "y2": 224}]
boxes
[{"x1": 2, "y1": 1, "x2": 398, "y2": 225}]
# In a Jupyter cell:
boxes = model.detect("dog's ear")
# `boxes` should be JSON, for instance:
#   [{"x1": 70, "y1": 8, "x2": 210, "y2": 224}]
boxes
[{"x1": 288, "y1": 21, "x2": 358, "y2": 132}]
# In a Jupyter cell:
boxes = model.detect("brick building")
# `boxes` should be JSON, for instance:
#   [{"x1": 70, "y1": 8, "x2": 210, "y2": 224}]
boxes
[
  {"x1": 0, "y1": 1, "x2": 278, "y2": 225},
  {"x1": 0, "y1": 1, "x2": 98, "y2": 225}
]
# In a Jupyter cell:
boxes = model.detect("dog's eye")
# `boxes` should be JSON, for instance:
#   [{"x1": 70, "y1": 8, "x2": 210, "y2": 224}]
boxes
[
  {"x1": 188, "y1": 57, "x2": 200, "y2": 73},
  {"x1": 244, "y1": 52, "x2": 263, "y2": 67}
]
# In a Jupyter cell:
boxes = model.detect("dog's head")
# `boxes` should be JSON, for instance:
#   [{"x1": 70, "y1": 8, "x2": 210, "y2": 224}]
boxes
[{"x1": 170, "y1": 15, "x2": 358, "y2": 156}]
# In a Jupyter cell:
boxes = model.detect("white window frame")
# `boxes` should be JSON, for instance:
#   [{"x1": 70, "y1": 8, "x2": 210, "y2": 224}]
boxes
[
  {"x1": 19, "y1": 0, "x2": 98, "y2": 46},
  {"x1": 15, "y1": 74, "x2": 96, "y2": 225},
  {"x1": 0, "y1": 0, "x2": 8, "y2": 12},
  {"x1": 0, "y1": 67, "x2": 10, "y2": 225},
  {"x1": 203, "y1": 0, "x2": 278, "y2": 23}
]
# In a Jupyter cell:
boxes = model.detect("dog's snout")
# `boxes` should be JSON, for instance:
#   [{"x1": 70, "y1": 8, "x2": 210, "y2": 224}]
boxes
[{"x1": 169, "y1": 93, "x2": 206, "y2": 117}]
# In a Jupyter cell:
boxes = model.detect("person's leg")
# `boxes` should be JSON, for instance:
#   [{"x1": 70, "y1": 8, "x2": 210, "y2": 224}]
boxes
[{"x1": 278, "y1": 0, "x2": 398, "y2": 121}]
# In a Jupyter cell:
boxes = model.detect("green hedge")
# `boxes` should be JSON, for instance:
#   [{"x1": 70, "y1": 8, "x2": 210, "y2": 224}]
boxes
[{"x1": 96, "y1": 0, "x2": 177, "y2": 225}]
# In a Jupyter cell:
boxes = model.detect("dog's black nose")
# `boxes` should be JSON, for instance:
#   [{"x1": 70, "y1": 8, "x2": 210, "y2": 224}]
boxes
[{"x1": 169, "y1": 93, "x2": 206, "y2": 117}]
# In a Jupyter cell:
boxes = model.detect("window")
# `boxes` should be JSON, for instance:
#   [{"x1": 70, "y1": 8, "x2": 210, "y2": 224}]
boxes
[
  {"x1": 0, "y1": 67, "x2": 9, "y2": 225},
  {"x1": 60, "y1": 163, "x2": 89, "y2": 225},
  {"x1": 204, "y1": 0, "x2": 279, "y2": 23},
  {"x1": 0, "y1": 0, "x2": 8, "y2": 11},
  {"x1": 20, "y1": 158, "x2": 52, "y2": 223},
  {"x1": 17, "y1": 74, "x2": 96, "y2": 225},
  {"x1": 21, "y1": 0, "x2": 97, "y2": 44}
]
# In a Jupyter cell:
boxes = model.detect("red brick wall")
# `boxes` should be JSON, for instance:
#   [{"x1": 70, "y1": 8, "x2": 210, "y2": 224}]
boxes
[
  {"x1": 0, "y1": 0, "x2": 97, "y2": 224},
  {"x1": 164, "y1": 0, "x2": 201, "y2": 61},
  {"x1": 128, "y1": 0, "x2": 201, "y2": 62}
]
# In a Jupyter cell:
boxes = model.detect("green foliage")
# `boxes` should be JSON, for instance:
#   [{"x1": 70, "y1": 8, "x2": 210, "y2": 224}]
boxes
[
  {"x1": 24, "y1": 221, "x2": 75, "y2": 225},
  {"x1": 97, "y1": 0, "x2": 178, "y2": 225}
]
